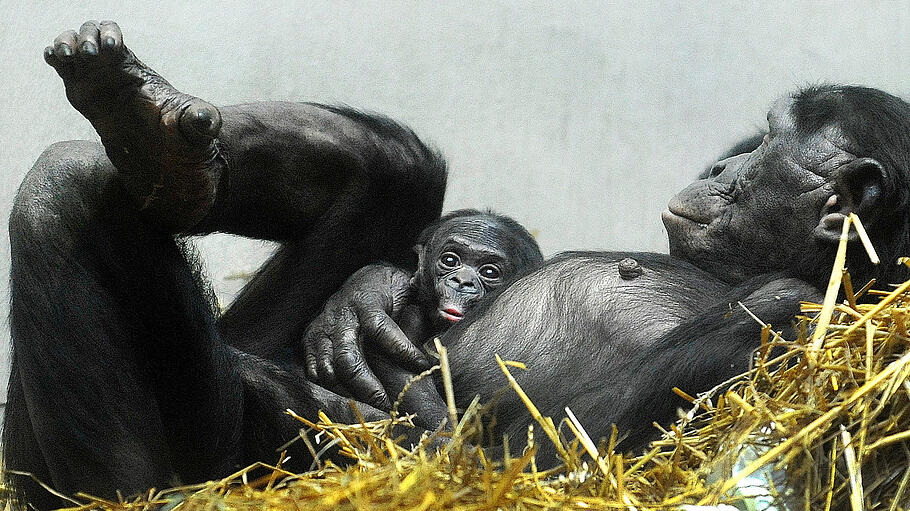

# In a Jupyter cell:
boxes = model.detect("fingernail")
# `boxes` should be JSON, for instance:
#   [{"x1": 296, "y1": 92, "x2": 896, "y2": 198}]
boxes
[
  {"x1": 59, "y1": 44, "x2": 73, "y2": 57},
  {"x1": 81, "y1": 41, "x2": 98, "y2": 56},
  {"x1": 103, "y1": 36, "x2": 116, "y2": 48},
  {"x1": 43, "y1": 46, "x2": 55, "y2": 60}
]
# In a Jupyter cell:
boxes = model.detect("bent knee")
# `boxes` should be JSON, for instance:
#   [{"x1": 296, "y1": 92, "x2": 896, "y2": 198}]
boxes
[{"x1": 11, "y1": 141, "x2": 116, "y2": 238}]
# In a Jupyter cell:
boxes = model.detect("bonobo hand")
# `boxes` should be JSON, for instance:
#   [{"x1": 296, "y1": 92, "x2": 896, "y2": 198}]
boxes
[
  {"x1": 301, "y1": 264, "x2": 431, "y2": 409},
  {"x1": 741, "y1": 275, "x2": 824, "y2": 335},
  {"x1": 44, "y1": 20, "x2": 223, "y2": 232}
]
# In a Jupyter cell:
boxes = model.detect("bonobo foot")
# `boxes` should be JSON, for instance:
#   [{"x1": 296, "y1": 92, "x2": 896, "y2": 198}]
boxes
[{"x1": 45, "y1": 21, "x2": 223, "y2": 231}]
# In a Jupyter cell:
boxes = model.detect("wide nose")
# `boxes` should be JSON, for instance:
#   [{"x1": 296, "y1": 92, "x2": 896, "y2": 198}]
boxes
[
  {"x1": 706, "y1": 153, "x2": 748, "y2": 183},
  {"x1": 447, "y1": 268, "x2": 480, "y2": 293}
]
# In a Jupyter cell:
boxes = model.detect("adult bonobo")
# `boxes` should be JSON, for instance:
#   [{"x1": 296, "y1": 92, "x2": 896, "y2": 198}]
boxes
[
  {"x1": 3, "y1": 21, "x2": 445, "y2": 509},
  {"x1": 307, "y1": 85, "x2": 910, "y2": 465},
  {"x1": 305, "y1": 209, "x2": 544, "y2": 426}
]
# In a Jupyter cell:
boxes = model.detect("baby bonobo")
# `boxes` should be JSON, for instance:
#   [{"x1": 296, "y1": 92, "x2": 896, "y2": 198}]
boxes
[{"x1": 304, "y1": 209, "x2": 543, "y2": 428}]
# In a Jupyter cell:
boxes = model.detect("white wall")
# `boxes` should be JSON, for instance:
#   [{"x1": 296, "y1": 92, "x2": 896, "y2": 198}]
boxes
[{"x1": 3, "y1": 1, "x2": 910, "y2": 400}]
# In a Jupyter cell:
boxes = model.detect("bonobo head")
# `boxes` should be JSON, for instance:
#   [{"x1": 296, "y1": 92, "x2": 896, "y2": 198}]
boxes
[
  {"x1": 665, "y1": 85, "x2": 910, "y2": 289},
  {"x1": 411, "y1": 209, "x2": 543, "y2": 329}
]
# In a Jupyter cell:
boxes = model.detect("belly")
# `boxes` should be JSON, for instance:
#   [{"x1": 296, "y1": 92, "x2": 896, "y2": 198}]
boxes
[
  {"x1": 503, "y1": 251, "x2": 728, "y2": 344},
  {"x1": 443, "y1": 251, "x2": 731, "y2": 399}
]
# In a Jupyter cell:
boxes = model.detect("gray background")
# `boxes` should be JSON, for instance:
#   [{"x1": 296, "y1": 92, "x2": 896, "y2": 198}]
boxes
[{"x1": 2, "y1": 1, "x2": 910, "y2": 401}]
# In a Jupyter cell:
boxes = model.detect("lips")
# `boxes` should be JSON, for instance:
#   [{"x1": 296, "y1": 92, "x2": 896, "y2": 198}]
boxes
[
  {"x1": 439, "y1": 307, "x2": 464, "y2": 322},
  {"x1": 662, "y1": 209, "x2": 708, "y2": 229},
  {"x1": 664, "y1": 180, "x2": 734, "y2": 229}
]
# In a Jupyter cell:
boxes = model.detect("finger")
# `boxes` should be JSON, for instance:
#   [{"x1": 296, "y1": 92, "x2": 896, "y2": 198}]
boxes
[
  {"x1": 363, "y1": 311, "x2": 430, "y2": 370},
  {"x1": 76, "y1": 21, "x2": 100, "y2": 56},
  {"x1": 98, "y1": 20, "x2": 123, "y2": 53},
  {"x1": 305, "y1": 351, "x2": 319, "y2": 381},
  {"x1": 331, "y1": 325, "x2": 362, "y2": 378},
  {"x1": 302, "y1": 331, "x2": 320, "y2": 380},
  {"x1": 300, "y1": 324, "x2": 324, "y2": 380},
  {"x1": 312, "y1": 384, "x2": 387, "y2": 423},
  {"x1": 315, "y1": 334, "x2": 336, "y2": 384},
  {"x1": 336, "y1": 349, "x2": 391, "y2": 410},
  {"x1": 53, "y1": 30, "x2": 78, "y2": 60},
  {"x1": 302, "y1": 330, "x2": 320, "y2": 380}
]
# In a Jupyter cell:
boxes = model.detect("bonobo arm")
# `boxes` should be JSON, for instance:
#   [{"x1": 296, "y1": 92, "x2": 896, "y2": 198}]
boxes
[
  {"x1": 301, "y1": 263, "x2": 431, "y2": 408},
  {"x1": 364, "y1": 304, "x2": 450, "y2": 429},
  {"x1": 365, "y1": 351, "x2": 451, "y2": 431},
  {"x1": 612, "y1": 274, "x2": 823, "y2": 451}
]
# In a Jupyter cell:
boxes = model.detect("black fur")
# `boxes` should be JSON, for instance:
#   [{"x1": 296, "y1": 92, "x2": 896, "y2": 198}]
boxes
[
  {"x1": 367, "y1": 209, "x2": 544, "y2": 428},
  {"x1": 12, "y1": 22, "x2": 910, "y2": 507},
  {"x1": 324, "y1": 86, "x2": 910, "y2": 469},
  {"x1": 791, "y1": 85, "x2": 910, "y2": 284},
  {"x1": 3, "y1": 99, "x2": 446, "y2": 509}
]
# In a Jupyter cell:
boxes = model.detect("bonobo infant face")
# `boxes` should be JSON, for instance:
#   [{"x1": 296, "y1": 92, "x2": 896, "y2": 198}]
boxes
[
  {"x1": 413, "y1": 212, "x2": 543, "y2": 329},
  {"x1": 663, "y1": 95, "x2": 885, "y2": 285}
]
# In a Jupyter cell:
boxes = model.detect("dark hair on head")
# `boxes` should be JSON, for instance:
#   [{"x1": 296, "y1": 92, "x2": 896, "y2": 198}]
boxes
[
  {"x1": 791, "y1": 84, "x2": 910, "y2": 283},
  {"x1": 416, "y1": 208, "x2": 544, "y2": 270}
]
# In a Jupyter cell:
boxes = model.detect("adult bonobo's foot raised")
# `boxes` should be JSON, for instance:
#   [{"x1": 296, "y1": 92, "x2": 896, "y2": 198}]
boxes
[
  {"x1": 6, "y1": 20, "x2": 447, "y2": 510},
  {"x1": 45, "y1": 20, "x2": 222, "y2": 231}
]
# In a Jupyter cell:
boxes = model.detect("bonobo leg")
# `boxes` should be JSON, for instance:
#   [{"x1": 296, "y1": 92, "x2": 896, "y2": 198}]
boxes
[
  {"x1": 4, "y1": 143, "x2": 406, "y2": 509},
  {"x1": 7, "y1": 21, "x2": 443, "y2": 506},
  {"x1": 5, "y1": 141, "x2": 242, "y2": 508}
]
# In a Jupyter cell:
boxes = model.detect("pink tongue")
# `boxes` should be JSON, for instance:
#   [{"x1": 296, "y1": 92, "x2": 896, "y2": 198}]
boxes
[{"x1": 444, "y1": 308, "x2": 463, "y2": 317}]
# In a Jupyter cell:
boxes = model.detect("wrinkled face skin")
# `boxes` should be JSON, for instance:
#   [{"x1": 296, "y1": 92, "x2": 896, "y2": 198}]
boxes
[
  {"x1": 416, "y1": 217, "x2": 525, "y2": 328},
  {"x1": 663, "y1": 97, "x2": 858, "y2": 284}
]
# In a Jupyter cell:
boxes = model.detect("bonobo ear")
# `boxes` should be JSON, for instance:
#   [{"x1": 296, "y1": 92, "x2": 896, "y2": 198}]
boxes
[
  {"x1": 410, "y1": 244, "x2": 426, "y2": 288},
  {"x1": 814, "y1": 157, "x2": 886, "y2": 243},
  {"x1": 413, "y1": 244, "x2": 426, "y2": 266}
]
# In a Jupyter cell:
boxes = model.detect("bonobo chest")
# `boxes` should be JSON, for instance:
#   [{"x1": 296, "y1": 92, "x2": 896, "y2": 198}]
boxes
[
  {"x1": 443, "y1": 251, "x2": 734, "y2": 375},
  {"x1": 545, "y1": 251, "x2": 731, "y2": 343}
]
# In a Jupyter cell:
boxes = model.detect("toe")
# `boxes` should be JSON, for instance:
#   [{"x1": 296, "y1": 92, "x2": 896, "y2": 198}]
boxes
[
  {"x1": 43, "y1": 45, "x2": 59, "y2": 66},
  {"x1": 53, "y1": 30, "x2": 78, "y2": 59},
  {"x1": 180, "y1": 101, "x2": 222, "y2": 142},
  {"x1": 77, "y1": 21, "x2": 100, "y2": 57},
  {"x1": 98, "y1": 21, "x2": 123, "y2": 53}
]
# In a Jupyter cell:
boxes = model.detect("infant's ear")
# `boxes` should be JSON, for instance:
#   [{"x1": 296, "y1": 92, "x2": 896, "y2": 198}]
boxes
[
  {"x1": 413, "y1": 244, "x2": 426, "y2": 268},
  {"x1": 410, "y1": 244, "x2": 426, "y2": 288}
]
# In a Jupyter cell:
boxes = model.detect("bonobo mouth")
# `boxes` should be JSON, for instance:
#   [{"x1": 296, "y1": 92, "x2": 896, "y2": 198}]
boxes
[
  {"x1": 439, "y1": 307, "x2": 465, "y2": 323},
  {"x1": 663, "y1": 202, "x2": 712, "y2": 228},
  {"x1": 661, "y1": 209, "x2": 708, "y2": 230},
  {"x1": 663, "y1": 183, "x2": 731, "y2": 231}
]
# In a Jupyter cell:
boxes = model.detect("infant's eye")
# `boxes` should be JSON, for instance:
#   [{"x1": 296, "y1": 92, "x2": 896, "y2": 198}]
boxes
[
  {"x1": 439, "y1": 252, "x2": 460, "y2": 269},
  {"x1": 479, "y1": 265, "x2": 501, "y2": 280}
]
